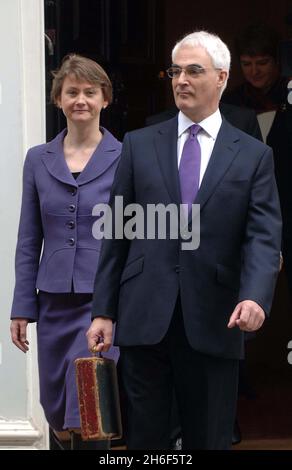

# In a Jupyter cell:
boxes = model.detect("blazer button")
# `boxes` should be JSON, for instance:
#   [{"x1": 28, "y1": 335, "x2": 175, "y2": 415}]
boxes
[
  {"x1": 66, "y1": 220, "x2": 75, "y2": 229},
  {"x1": 69, "y1": 204, "x2": 76, "y2": 212},
  {"x1": 68, "y1": 237, "x2": 75, "y2": 246},
  {"x1": 175, "y1": 265, "x2": 180, "y2": 273},
  {"x1": 68, "y1": 187, "x2": 77, "y2": 196}
]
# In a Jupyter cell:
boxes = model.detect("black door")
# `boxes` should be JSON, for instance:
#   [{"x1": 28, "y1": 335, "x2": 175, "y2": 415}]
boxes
[{"x1": 44, "y1": 0, "x2": 166, "y2": 141}]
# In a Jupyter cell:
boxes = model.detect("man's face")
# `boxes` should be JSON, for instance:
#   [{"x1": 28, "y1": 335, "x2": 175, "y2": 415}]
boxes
[
  {"x1": 172, "y1": 45, "x2": 227, "y2": 122},
  {"x1": 240, "y1": 55, "x2": 279, "y2": 92}
]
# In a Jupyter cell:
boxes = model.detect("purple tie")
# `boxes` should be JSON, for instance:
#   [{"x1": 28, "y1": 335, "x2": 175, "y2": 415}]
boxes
[{"x1": 179, "y1": 124, "x2": 201, "y2": 213}]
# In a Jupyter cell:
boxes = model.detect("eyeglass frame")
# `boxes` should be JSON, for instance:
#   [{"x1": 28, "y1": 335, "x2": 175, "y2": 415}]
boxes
[{"x1": 166, "y1": 63, "x2": 222, "y2": 79}]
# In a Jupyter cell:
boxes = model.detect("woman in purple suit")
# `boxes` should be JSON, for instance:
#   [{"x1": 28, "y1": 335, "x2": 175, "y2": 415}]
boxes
[{"x1": 10, "y1": 55, "x2": 121, "y2": 450}]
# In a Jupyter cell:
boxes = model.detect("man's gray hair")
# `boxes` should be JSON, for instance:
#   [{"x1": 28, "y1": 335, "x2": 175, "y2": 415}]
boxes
[{"x1": 172, "y1": 31, "x2": 231, "y2": 95}]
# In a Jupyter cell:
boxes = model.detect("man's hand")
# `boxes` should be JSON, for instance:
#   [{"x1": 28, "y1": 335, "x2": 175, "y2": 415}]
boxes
[
  {"x1": 10, "y1": 318, "x2": 29, "y2": 353},
  {"x1": 86, "y1": 317, "x2": 113, "y2": 353},
  {"x1": 227, "y1": 300, "x2": 265, "y2": 331}
]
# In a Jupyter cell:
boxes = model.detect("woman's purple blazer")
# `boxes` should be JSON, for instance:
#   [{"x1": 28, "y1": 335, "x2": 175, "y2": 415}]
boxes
[{"x1": 11, "y1": 128, "x2": 121, "y2": 321}]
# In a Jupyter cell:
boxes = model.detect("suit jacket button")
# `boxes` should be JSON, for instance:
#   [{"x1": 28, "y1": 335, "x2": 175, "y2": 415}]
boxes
[
  {"x1": 175, "y1": 265, "x2": 180, "y2": 273},
  {"x1": 69, "y1": 204, "x2": 76, "y2": 212},
  {"x1": 68, "y1": 187, "x2": 77, "y2": 196},
  {"x1": 68, "y1": 237, "x2": 75, "y2": 246},
  {"x1": 66, "y1": 220, "x2": 75, "y2": 229}
]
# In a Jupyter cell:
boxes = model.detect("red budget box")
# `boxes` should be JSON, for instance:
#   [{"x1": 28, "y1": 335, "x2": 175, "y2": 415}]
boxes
[{"x1": 75, "y1": 356, "x2": 122, "y2": 441}]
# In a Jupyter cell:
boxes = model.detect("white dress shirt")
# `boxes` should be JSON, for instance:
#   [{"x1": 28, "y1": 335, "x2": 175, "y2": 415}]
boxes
[{"x1": 177, "y1": 109, "x2": 222, "y2": 186}]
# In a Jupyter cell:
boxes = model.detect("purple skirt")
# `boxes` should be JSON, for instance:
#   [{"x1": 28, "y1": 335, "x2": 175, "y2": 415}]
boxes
[{"x1": 37, "y1": 291, "x2": 119, "y2": 431}]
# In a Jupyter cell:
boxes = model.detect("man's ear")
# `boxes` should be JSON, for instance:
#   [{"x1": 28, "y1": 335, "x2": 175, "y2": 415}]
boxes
[{"x1": 217, "y1": 69, "x2": 228, "y2": 89}]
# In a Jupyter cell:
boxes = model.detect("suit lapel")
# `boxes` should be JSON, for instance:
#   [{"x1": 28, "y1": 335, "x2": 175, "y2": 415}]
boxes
[
  {"x1": 195, "y1": 119, "x2": 241, "y2": 213},
  {"x1": 154, "y1": 117, "x2": 181, "y2": 205},
  {"x1": 153, "y1": 117, "x2": 241, "y2": 211},
  {"x1": 41, "y1": 129, "x2": 76, "y2": 186},
  {"x1": 77, "y1": 128, "x2": 121, "y2": 186},
  {"x1": 41, "y1": 128, "x2": 121, "y2": 187}
]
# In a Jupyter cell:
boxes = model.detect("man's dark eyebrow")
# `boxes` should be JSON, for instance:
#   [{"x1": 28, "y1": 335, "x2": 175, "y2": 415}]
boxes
[{"x1": 171, "y1": 63, "x2": 204, "y2": 68}]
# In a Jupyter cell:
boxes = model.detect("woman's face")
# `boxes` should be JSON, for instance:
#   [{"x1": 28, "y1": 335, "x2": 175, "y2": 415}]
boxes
[
  {"x1": 240, "y1": 55, "x2": 279, "y2": 92},
  {"x1": 57, "y1": 74, "x2": 108, "y2": 125}
]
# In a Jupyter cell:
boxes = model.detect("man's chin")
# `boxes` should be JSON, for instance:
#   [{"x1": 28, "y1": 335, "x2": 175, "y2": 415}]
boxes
[
  {"x1": 176, "y1": 103, "x2": 191, "y2": 114},
  {"x1": 175, "y1": 98, "x2": 188, "y2": 108}
]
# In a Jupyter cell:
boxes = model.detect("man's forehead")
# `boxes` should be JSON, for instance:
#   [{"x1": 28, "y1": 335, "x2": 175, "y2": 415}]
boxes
[{"x1": 173, "y1": 45, "x2": 212, "y2": 64}]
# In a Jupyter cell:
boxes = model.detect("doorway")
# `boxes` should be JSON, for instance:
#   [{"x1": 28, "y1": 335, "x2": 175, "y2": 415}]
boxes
[
  {"x1": 44, "y1": 0, "x2": 166, "y2": 141},
  {"x1": 44, "y1": 0, "x2": 292, "y2": 449}
]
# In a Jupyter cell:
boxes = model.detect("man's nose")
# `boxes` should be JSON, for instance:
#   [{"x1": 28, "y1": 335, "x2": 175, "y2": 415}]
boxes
[{"x1": 177, "y1": 70, "x2": 188, "y2": 84}]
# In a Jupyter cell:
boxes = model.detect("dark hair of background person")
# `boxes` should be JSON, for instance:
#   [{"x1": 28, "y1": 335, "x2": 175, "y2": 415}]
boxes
[{"x1": 235, "y1": 22, "x2": 281, "y2": 61}]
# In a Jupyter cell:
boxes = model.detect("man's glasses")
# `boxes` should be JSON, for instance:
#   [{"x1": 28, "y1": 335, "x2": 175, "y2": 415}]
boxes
[{"x1": 166, "y1": 64, "x2": 221, "y2": 79}]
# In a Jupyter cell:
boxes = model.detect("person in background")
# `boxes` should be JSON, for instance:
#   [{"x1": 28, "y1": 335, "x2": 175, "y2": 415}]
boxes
[
  {"x1": 222, "y1": 22, "x2": 292, "y2": 302},
  {"x1": 10, "y1": 54, "x2": 121, "y2": 450},
  {"x1": 222, "y1": 22, "x2": 286, "y2": 123},
  {"x1": 87, "y1": 31, "x2": 281, "y2": 450}
]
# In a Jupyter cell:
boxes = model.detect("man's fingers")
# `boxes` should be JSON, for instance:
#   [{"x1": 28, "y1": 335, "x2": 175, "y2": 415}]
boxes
[
  {"x1": 227, "y1": 305, "x2": 241, "y2": 328},
  {"x1": 87, "y1": 318, "x2": 113, "y2": 353},
  {"x1": 237, "y1": 313, "x2": 264, "y2": 332},
  {"x1": 235, "y1": 306, "x2": 251, "y2": 329},
  {"x1": 91, "y1": 341, "x2": 105, "y2": 353},
  {"x1": 102, "y1": 331, "x2": 113, "y2": 352},
  {"x1": 235, "y1": 302, "x2": 265, "y2": 331},
  {"x1": 90, "y1": 333, "x2": 112, "y2": 353},
  {"x1": 227, "y1": 301, "x2": 265, "y2": 332}
]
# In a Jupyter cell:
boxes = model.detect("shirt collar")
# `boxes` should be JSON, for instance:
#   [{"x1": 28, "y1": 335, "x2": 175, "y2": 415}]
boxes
[{"x1": 178, "y1": 109, "x2": 222, "y2": 139}]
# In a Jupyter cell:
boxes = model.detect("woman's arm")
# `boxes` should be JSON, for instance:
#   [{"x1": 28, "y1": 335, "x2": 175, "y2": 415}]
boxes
[{"x1": 11, "y1": 149, "x2": 44, "y2": 322}]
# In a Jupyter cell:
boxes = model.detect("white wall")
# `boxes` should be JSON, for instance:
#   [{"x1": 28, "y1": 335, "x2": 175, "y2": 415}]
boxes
[{"x1": 0, "y1": 0, "x2": 47, "y2": 449}]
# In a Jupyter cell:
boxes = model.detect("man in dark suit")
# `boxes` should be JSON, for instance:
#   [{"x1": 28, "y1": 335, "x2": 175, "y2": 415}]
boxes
[
  {"x1": 87, "y1": 31, "x2": 281, "y2": 449},
  {"x1": 146, "y1": 102, "x2": 262, "y2": 448}
]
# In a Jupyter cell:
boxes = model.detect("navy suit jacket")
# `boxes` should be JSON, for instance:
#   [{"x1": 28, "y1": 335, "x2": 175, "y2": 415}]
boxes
[
  {"x1": 92, "y1": 116, "x2": 282, "y2": 359},
  {"x1": 11, "y1": 128, "x2": 121, "y2": 321}
]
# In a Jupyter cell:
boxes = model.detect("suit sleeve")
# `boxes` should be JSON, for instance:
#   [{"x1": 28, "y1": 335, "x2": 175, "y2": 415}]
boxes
[
  {"x1": 91, "y1": 133, "x2": 134, "y2": 320},
  {"x1": 11, "y1": 150, "x2": 43, "y2": 321},
  {"x1": 239, "y1": 147, "x2": 282, "y2": 314}
]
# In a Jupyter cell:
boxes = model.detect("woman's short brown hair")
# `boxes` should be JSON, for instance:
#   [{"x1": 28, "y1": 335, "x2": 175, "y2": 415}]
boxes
[{"x1": 50, "y1": 54, "x2": 113, "y2": 105}]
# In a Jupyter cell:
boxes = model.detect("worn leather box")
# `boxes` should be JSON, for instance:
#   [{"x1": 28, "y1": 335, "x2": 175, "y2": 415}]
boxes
[{"x1": 75, "y1": 356, "x2": 122, "y2": 441}]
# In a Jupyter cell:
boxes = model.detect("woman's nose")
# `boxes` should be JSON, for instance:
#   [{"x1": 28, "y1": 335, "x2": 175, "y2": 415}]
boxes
[{"x1": 76, "y1": 93, "x2": 86, "y2": 104}]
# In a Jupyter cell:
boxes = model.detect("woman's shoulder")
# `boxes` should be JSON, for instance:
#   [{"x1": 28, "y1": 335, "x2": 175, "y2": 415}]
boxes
[
  {"x1": 26, "y1": 130, "x2": 66, "y2": 162},
  {"x1": 26, "y1": 142, "x2": 48, "y2": 156},
  {"x1": 24, "y1": 142, "x2": 49, "y2": 170}
]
